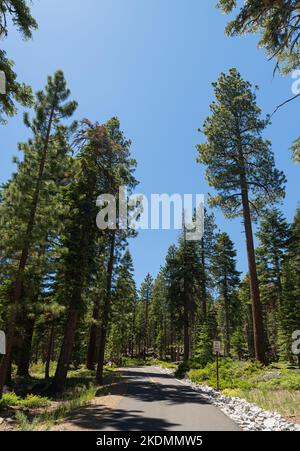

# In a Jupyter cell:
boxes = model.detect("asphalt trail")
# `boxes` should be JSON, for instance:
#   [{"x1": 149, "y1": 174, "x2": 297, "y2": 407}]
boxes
[{"x1": 61, "y1": 366, "x2": 240, "y2": 431}]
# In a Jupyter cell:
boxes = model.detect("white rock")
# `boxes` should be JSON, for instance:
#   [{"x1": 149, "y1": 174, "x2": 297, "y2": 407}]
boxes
[
  {"x1": 6, "y1": 418, "x2": 15, "y2": 423},
  {"x1": 263, "y1": 417, "x2": 277, "y2": 429}
]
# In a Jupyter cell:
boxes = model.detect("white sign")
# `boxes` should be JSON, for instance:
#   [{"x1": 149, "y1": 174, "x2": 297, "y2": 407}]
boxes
[
  {"x1": 292, "y1": 330, "x2": 300, "y2": 355},
  {"x1": 0, "y1": 331, "x2": 6, "y2": 355},
  {"x1": 213, "y1": 341, "x2": 221, "y2": 354},
  {"x1": 0, "y1": 71, "x2": 6, "y2": 95}
]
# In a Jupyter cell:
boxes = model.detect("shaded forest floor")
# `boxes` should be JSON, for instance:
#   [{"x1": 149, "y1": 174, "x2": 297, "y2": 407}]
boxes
[{"x1": 0, "y1": 364, "x2": 119, "y2": 431}]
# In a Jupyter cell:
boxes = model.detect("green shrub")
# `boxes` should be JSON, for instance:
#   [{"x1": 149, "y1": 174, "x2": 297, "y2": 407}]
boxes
[
  {"x1": 187, "y1": 358, "x2": 263, "y2": 389},
  {"x1": 15, "y1": 411, "x2": 40, "y2": 431},
  {"x1": 222, "y1": 388, "x2": 242, "y2": 397},
  {"x1": 0, "y1": 392, "x2": 20, "y2": 408},
  {"x1": 0, "y1": 392, "x2": 50, "y2": 409},
  {"x1": 21, "y1": 394, "x2": 50, "y2": 409},
  {"x1": 122, "y1": 357, "x2": 145, "y2": 367},
  {"x1": 175, "y1": 361, "x2": 191, "y2": 379},
  {"x1": 185, "y1": 358, "x2": 300, "y2": 391}
]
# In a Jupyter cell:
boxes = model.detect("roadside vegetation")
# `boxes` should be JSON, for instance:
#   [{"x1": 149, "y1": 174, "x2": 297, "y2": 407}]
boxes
[
  {"x1": 172, "y1": 358, "x2": 300, "y2": 424},
  {"x1": 0, "y1": 365, "x2": 116, "y2": 431}
]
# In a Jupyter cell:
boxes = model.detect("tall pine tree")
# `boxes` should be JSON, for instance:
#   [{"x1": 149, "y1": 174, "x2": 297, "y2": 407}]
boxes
[{"x1": 197, "y1": 68, "x2": 286, "y2": 364}]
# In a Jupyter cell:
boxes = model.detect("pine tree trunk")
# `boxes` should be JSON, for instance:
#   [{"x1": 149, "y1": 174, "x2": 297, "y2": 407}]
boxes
[
  {"x1": 183, "y1": 225, "x2": 190, "y2": 362},
  {"x1": 224, "y1": 299, "x2": 231, "y2": 357},
  {"x1": 96, "y1": 231, "x2": 116, "y2": 385},
  {"x1": 144, "y1": 296, "x2": 149, "y2": 360},
  {"x1": 163, "y1": 318, "x2": 167, "y2": 360},
  {"x1": 170, "y1": 327, "x2": 176, "y2": 361},
  {"x1": 130, "y1": 308, "x2": 135, "y2": 358},
  {"x1": 183, "y1": 304, "x2": 190, "y2": 362},
  {"x1": 49, "y1": 309, "x2": 79, "y2": 393},
  {"x1": 247, "y1": 304, "x2": 255, "y2": 357},
  {"x1": 224, "y1": 276, "x2": 231, "y2": 357},
  {"x1": 240, "y1": 176, "x2": 266, "y2": 364},
  {"x1": 4, "y1": 355, "x2": 12, "y2": 387},
  {"x1": 45, "y1": 323, "x2": 55, "y2": 379},
  {"x1": 201, "y1": 238, "x2": 207, "y2": 319},
  {"x1": 272, "y1": 255, "x2": 282, "y2": 358},
  {"x1": 17, "y1": 318, "x2": 35, "y2": 377},
  {"x1": 86, "y1": 299, "x2": 100, "y2": 370}
]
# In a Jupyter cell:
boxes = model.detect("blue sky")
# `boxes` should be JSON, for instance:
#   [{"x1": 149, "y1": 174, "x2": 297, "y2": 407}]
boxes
[{"x1": 1, "y1": 0, "x2": 299, "y2": 287}]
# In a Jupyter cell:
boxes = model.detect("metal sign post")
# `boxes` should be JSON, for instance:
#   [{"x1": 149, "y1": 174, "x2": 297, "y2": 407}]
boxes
[
  {"x1": 213, "y1": 341, "x2": 221, "y2": 391},
  {"x1": 216, "y1": 351, "x2": 220, "y2": 391}
]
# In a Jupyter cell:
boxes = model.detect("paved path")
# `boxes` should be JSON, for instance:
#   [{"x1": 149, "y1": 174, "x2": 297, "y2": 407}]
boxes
[{"x1": 57, "y1": 366, "x2": 240, "y2": 431}]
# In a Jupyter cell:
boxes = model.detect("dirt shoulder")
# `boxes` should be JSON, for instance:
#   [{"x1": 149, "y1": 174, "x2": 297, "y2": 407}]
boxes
[
  {"x1": 50, "y1": 375, "x2": 127, "y2": 431},
  {"x1": 0, "y1": 369, "x2": 127, "y2": 431}
]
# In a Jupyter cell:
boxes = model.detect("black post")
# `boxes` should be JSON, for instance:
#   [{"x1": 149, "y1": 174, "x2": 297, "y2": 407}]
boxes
[{"x1": 216, "y1": 352, "x2": 220, "y2": 391}]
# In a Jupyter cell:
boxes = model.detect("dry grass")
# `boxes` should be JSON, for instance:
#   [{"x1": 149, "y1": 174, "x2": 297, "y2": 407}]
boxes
[{"x1": 239, "y1": 389, "x2": 300, "y2": 424}]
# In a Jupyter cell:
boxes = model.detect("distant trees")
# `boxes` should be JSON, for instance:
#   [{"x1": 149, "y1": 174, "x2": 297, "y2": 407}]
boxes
[
  {"x1": 197, "y1": 69, "x2": 286, "y2": 364},
  {"x1": 211, "y1": 233, "x2": 241, "y2": 356},
  {"x1": 198, "y1": 209, "x2": 217, "y2": 320},
  {"x1": 145, "y1": 220, "x2": 217, "y2": 365},
  {"x1": 149, "y1": 272, "x2": 168, "y2": 360},
  {"x1": 145, "y1": 201, "x2": 299, "y2": 368},
  {"x1": 256, "y1": 209, "x2": 290, "y2": 358},
  {"x1": 279, "y1": 208, "x2": 300, "y2": 364},
  {"x1": 139, "y1": 274, "x2": 154, "y2": 359},
  {"x1": 107, "y1": 250, "x2": 137, "y2": 364}
]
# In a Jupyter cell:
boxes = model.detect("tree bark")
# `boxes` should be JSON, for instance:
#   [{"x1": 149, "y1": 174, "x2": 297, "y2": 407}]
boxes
[
  {"x1": 223, "y1": 274, "x2": 231, "y2": 357},
  {"x1": 96, "y1": 231, "x2": 116, "y2": 385},
  {"x1": 86, "y1": 299, "x2": 100, "y2": 370},
  {"x1": 49, "y1": 309, "x2": 79, "y2": 393},
  {"x1": 201, "y1": 237, "x2": 207, "y2": 319},
  {"x1": 143, "y1": 294, "x2": 149, "y2": 360},
  {"x1": 240, "y1": 176, "x2": 266, "y2": 364},
  {"x1": 224, "y1": 298, "x2": 231, "y2": 357},
  {"x1": 183, "y1": 225, "x2": 190, "y2": 362},
  {"x1": 183, "y1": 303, "x2": 190, "y2": 361},
  {"x1": 4, "y1": 355, "x2": 12, "y2": 387},
  {"x1": 16, "y1": 318, "x2": 35, "y2": 377},
  {"x1": 45, "y1": 323, "x2": 55, "y2": 379}
]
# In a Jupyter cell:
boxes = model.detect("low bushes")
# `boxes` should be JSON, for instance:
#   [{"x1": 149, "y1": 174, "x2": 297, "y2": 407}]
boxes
[
  {"x1": 185, "y1": 358, "x2": 300, "y2": 391},
  {"x1": 0, "y1": 392, "x2": 50, "y2": 409}
]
